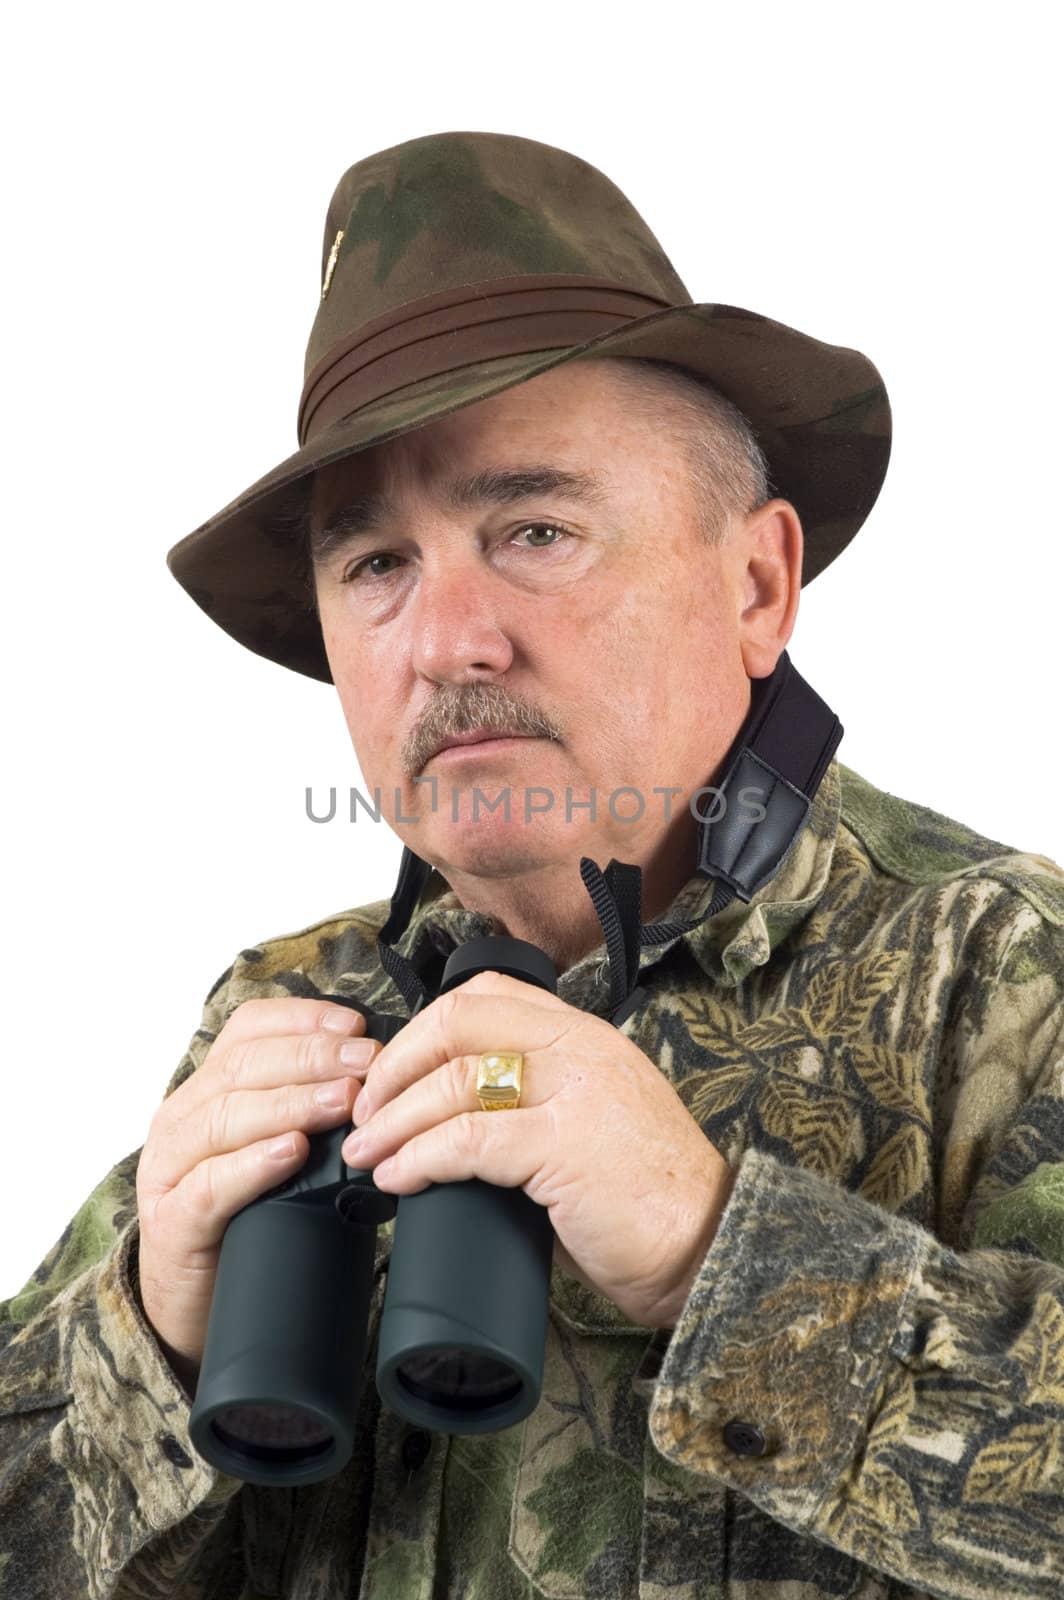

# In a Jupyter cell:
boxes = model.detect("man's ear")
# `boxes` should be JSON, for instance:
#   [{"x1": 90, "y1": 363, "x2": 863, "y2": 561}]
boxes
[{"x1": 736, "y1": 499, "x2": 803, "y2": 680}]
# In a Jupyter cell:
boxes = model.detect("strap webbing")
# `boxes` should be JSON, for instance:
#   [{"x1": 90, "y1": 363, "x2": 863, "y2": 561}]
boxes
[{"x1": 376, "y1": 849, "x2": 433, "y2": 1015}]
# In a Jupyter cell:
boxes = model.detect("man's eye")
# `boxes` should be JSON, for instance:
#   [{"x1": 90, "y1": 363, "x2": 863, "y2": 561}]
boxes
[
  {"x1": 340, "y1": 524, "x2": 568, "y2": 584},
  {"x1": 341, "y1": 552, "x2": 402, "y2": 583},
  {"x1": 512, "y1": 522, "x2": 568, "y2": 549}
]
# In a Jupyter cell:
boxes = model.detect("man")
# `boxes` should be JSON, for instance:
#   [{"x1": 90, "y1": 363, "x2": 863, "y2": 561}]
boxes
[{"x1": 2, "y1": 130, "x2": 1062, "y2": 1598}]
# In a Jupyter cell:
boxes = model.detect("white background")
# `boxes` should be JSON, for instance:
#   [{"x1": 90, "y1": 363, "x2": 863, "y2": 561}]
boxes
[{"x1": 2, "y1": 3, "x2": 1060, "y2": 1291}]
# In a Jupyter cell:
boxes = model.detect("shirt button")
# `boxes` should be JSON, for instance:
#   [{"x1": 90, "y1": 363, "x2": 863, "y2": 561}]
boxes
[
  {"x1": 159, "y1": 1433, "x2": 194, "y2": 1469},
  {"x1": 722, "y1": 1419, "x2": 767, "y2": 1458},
  {"x1": 401, "y1": 1429, "x2": 432, "y2": 1472}
]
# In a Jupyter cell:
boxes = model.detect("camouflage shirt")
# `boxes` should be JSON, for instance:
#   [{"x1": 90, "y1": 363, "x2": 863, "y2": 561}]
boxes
[{"x1": 3, "y1": 757, "x2": 1064, "y2": 1599}]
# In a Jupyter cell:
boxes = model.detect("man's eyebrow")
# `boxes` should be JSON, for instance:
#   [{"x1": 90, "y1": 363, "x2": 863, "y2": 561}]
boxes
[{"x1": 309, "y1": 466, "x2": 611, "y2": 563}]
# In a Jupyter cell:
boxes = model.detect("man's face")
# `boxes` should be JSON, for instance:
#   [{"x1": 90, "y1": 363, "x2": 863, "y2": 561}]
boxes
[{"x1": 310, "y1": 359, "x2": 792, "y2": 886}]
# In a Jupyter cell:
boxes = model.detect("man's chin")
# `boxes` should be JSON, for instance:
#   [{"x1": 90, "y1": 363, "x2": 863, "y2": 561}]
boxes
[{"x1": 409, "y1": 813, "x2": 584, "y2": 881}]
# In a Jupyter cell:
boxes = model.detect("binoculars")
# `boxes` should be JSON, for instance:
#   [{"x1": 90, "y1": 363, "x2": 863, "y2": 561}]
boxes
[{"x1": 187, "y1": 934, "x2": 559, "y2": 1486}]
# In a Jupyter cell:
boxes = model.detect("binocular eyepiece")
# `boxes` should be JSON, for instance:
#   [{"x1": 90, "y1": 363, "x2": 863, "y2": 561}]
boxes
[{"x1": 187, "y1": 935, "x2": 559, "y2": 1486}]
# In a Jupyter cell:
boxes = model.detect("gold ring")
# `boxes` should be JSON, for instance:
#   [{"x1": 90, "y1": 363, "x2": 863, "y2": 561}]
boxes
[{"x1": 476, "y1": 1052, "x2": 524, "y2": 1111}]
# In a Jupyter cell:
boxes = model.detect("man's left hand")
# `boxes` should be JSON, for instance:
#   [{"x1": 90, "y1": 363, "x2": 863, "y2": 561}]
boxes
[{"x1": 340, "y1": 970, "x2": 735, "y2": 1329}]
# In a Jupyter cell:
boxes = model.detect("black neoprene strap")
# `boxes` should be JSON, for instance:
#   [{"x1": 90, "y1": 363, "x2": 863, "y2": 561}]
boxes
[{"x1": 694, "y1": 649, "x2": 842, "y2": 902}]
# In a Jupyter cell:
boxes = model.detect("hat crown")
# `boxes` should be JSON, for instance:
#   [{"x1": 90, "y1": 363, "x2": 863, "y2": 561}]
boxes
[{"x1": 306, "y1": 130, "x2": 692, "y2": 382}]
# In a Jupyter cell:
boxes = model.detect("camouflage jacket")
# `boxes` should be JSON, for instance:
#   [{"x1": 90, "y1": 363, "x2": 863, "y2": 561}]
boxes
[{"x1": 3, "y1": 757, "x2": 1064, "y2": 1600}]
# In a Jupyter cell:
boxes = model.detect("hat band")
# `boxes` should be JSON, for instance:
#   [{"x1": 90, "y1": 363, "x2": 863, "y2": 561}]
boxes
[{"x1": 297, "y1": 273, "x2": 675, "y2": 448}]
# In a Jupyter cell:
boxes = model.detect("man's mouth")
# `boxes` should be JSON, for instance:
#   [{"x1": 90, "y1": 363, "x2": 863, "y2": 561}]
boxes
[{"x1": 429, "y1": 730, "x2": 538, "y2": 761}]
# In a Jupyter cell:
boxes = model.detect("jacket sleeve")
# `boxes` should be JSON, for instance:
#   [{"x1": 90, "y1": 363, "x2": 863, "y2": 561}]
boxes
[
  {"x1": 637, "y1": 890, "x2": 1064, "y2": 1600},
  {"x1": 0, "y1": 963, "x2": 251, "y2": 1600}
]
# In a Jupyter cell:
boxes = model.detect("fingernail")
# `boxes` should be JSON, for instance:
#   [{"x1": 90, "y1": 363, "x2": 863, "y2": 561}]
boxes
[
  {"x1": 322, "y1": 1008, "x2": 359, "y2": 1034},
  {"x1": 353, "y1": 1088, "x2": 369, "y2": 1122},
  {"x1": 314, "y1": 1082, "x2": 348, "y2": 1109},
  {"x1": 340, "y1": 1039, "x2": 376, "y2": 1068}
]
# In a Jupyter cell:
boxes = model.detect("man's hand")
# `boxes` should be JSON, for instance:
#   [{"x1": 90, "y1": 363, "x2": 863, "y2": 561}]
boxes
[
  {"x1": 341, "y1": 971, "x2": 735, "y2": 1329},
  {"x1": 136, "y1": 998, "x2": 382, "y2": 1385}
]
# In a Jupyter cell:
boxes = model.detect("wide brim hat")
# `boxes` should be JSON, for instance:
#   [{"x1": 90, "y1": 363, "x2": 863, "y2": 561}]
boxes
[{"x1": 167, "y1": 130, "x2": 891, "y2": 684}]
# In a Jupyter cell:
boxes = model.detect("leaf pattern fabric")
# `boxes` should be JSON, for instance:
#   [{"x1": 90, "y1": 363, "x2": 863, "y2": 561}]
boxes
[{"x1": 2, "y1": 757, "x2": 1064, "y2": 1597}]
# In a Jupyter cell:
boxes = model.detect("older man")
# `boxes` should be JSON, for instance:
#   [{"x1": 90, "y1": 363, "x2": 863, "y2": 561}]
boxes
[{"x1": 2, "y1": 131, "x2": 1062, "y2": 1600}]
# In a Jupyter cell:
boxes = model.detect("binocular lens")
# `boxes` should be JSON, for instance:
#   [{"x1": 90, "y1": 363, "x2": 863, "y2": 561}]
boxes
[
  {"x1": 396, "y1": 1346, "x2": 523, "y2": 1412},
  {"x1": 209, "y1": 1404, "x2": 335, "y2": 1465}
]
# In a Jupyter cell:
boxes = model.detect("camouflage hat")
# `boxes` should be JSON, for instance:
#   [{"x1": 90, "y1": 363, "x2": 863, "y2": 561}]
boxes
[{"x1": 166, "y1": 130, "x2": 891, "y2": 683}]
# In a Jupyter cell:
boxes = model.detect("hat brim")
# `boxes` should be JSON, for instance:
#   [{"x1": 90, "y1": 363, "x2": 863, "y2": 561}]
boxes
[{"x1": 166, "y1": 302, "x2": 890, "y2": 683}]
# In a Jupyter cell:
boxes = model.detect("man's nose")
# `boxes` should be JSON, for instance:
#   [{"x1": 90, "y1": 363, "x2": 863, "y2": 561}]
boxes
[{"x1": 408, "y1": 556, "x2": 515, "y2": 683}]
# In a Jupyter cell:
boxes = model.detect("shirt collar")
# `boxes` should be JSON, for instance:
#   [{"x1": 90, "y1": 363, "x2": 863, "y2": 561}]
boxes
[{"x1": 393, "y1": 758, "x2": 842, "y2": 991}]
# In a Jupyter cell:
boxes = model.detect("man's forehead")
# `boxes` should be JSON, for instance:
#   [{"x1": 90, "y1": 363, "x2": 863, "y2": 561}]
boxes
[{"x1": 309, "y1": 359, "x2": 635, "y2": 516}]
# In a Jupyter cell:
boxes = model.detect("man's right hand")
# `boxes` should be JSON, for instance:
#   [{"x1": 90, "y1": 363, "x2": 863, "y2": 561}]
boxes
[{"x1": 135, "y1": 998, "x2": 381, "y2": 1390}]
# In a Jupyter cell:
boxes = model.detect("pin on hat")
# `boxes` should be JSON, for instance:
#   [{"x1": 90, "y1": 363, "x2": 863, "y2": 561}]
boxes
[{"x1": 166, "y1": 130, "x2": 890, "y2": 683}]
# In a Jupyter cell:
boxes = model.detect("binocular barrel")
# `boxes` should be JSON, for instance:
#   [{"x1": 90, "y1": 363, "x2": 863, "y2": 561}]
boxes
[{"x1": 188, "y1": 936, "x2": 558, "y2": 1485}]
